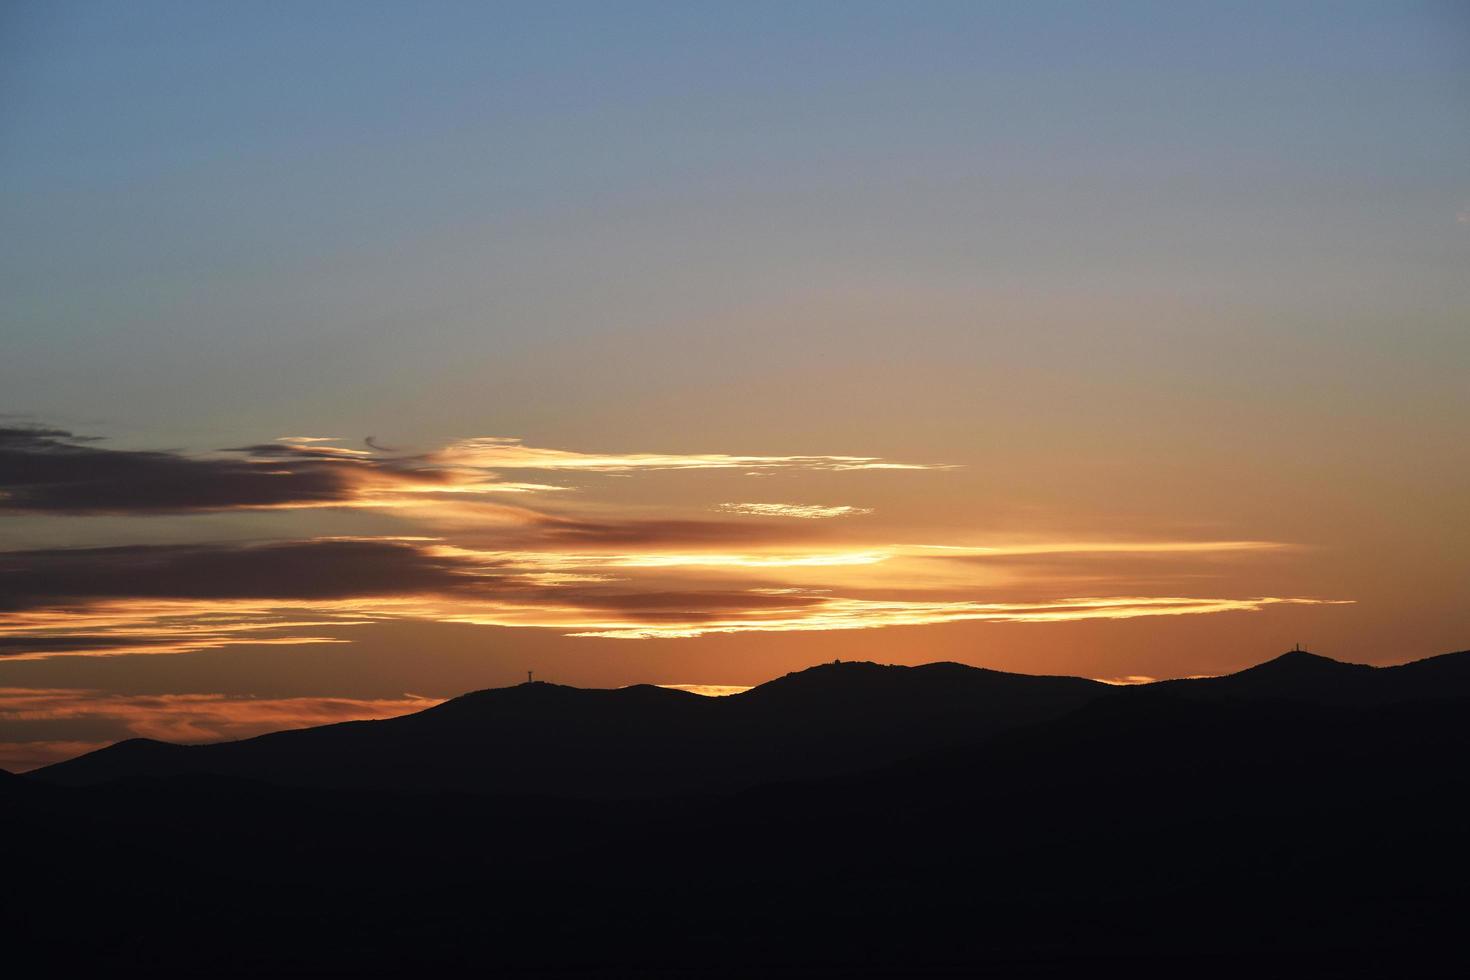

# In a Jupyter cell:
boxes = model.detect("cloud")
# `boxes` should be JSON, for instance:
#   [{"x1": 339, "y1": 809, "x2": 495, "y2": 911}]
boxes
[
  {"x1": 716, "y1": 503, "x2": 873, "y2": 519},
  {"x1": 435, "y1": 437, "x2": 945, "y2": 472},
  {"x1": 0, "y1": 538, "x2": 847, "y2": 656},
  {"x1": 0, "y1": 687, "x2": 442, "y2": 771},
  {"x1": 0, "y1": 538, "x2": 510, "y2": 657},
  {"x1": 654, "y1": 684, "x2": 753, "y2": 697},
  {"x1": 0, "y1": 538, "x2": 501, "y2": 609},
  {"x1": 0, "y1": 425, "x2": 938, "y2": 515},
  {"x1": 0, "y1": 532, "x2": 1351, "y2": 657},
  {"x1": 563, "y1": 594, "x2": 1353, "y2": 639},
  {"x1": 522, "y1": 514, "x2": 809, "y2": 547},
  {"x1": 571, "y1": 551, "x2": 887, "y2": 569},
  {"x1": 1092, "y1": 673, "x2": 1218, "y2": 685},
  {"x1": 0, "y1": 424, "x2": 1348, "y2": 657},
  {"x1": 906, "y1": 541, "x2": 1287, "y2": 559},
  {"x1": 0, "y1": 426, "x2": 368, "y2": 513}
]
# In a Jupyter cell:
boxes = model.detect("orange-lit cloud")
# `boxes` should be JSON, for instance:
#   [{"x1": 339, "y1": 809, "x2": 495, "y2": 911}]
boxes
[
  {"x1": 562, "y1": 595, "x2": 1351, "y2": 639},
  {"x1": 0, "y1": 585, "x2": 1348, "y2": 657},
  {"x1": 435, "y1": 437, "x2": 945, "y2": 473},
  {"x1": 0, "y1": 423, "x2": 1352, "y2": 662},
  {"x1": 595, "y1": 551, "x2": 889, "y2": 568},
  {"x1": 0, "y1": 535, "x2": 1348, "y2": 658},
  {"x1": 717, "y1": 502, "x2": 873, "y2": 519},
  {"x1": 1092, "y1": 674, "x2": 1218, "y2": 685},
  {"x1": 0, "y1": 425, "x2": 938, "y2": 518},
  {"x1": 654, "y1": 684, "x2": 754, "y2": 697},
  {"x1": 907, "y1": 541, "x2": 1288, "y2": 558}
]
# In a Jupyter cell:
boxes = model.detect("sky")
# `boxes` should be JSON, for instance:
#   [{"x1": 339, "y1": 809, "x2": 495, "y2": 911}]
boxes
[{"x1": 1, "y1": 1, "x2": 1467, "y2": 770}]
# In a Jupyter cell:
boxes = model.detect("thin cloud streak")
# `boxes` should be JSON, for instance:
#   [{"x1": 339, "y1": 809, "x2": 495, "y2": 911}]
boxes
[
  {"x1": 0, "y1": 426, "x2": 534, "y2": 514},
  {"x1": 908, "y1": 541, "x2": 1289, "y2": 558},
  {"x1": 1, "y1": 588, "x2": 1350, "y2": 658},
  {"x1": 437, "y1": 437, "x2": 946, "y2": 473},
  {"x1": 655, "y1": 684, "x2": 754, "y2": 697},
  {"x1": 1, "y1": 425, "x2": 938, "y2": 516},
  {"x1": 717, "y1": 503, "x2": 874, "y2": 519},
  {"x1": 0, "y1": 536, "x2": 1346, "y2": 657},
  {"x1": 565, "y1": 595, "x2": 1353, "y2": 639},
  {"x1": 0, "y1": 422, "x2": 1349, "y2": 660}
]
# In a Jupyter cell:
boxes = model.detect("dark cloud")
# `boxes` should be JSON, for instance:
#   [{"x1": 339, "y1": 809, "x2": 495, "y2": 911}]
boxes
[
  {"x1": 218, "y1": 442, "x2": 368, "y2": 461},
  {"x1": 546, "y1": 590, "x2": 829, "y2": 628},
  {"x1": 549, "y1": 590, "x2": 821, "y2": 613},
  {"x1": 0, "y1": 537, "x2": 840, "y2": 655},
  {"x1": 0, "y1": 426, "x2": 380, "y2": 514},
  {"x1": 0, "y1": 635, "x2": 194, "y2": 654},
  {"x1": 528, "y1": 515, "x2": 817, "y2": 547},
  {"x1": 0, "y1": 538, "x2": 498, "y2": 612},
  {"x1": 509, "y1": 588, "x2": 826, "y2": 628}
]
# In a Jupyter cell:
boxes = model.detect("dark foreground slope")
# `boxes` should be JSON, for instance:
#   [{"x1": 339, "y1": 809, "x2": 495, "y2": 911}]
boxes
[{"x1": 6, "y1": 650, "x2": 1470, "y2": 975}]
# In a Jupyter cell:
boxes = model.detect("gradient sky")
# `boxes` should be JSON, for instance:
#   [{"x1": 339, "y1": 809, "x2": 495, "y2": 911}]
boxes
[{"x1": 2, "y1": 1, "x2": 1467, "y2": 770}]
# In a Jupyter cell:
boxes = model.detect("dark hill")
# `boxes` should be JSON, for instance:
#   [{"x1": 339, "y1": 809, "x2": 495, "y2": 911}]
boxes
[
  {"x1": 31, "y1": 661, "x2": 1108, "y2": 796},
  {"x1": 29, "y1": 650, "x2": 1470, "y2": 800},
  {"x1": 1154, "y1": 647, "x2": 1470, "y2": 704},
  {"x1": 7, "y1": 648, "x2": 1470, "y2": 973}
]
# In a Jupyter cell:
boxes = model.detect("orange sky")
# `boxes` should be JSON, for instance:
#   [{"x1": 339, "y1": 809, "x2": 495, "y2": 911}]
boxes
[
  {"x1": 2, "y1": 415, "x2": 1464, "y2": 774},
  {"x1": 2, "y1": 3, "x2": 1467, "y2": 770}
]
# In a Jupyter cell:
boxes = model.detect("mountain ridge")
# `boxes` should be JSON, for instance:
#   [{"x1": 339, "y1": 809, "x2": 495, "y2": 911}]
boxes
[
  {"x1": 28, "y1": 648, "x2": 1470, "y2": 796},
  {"x1": 7, "y1": 647, "x2": 1470, "y2": 973}
]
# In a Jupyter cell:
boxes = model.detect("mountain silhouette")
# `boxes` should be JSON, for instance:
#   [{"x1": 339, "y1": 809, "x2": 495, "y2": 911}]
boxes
[
  {"x1": 1154, "y1": 647, "x2": 1470, "y2": 704},
  {"x1": 36, "y1": 649, "x2": 1470, "y2": 797},
  {"x1": 32, "y1": 660, "x2": 1107, "y2": 795},
  {"x1": 33, "y1": 650, "x2": 1470, "y2": 796},
  {"x1": 10, "y1": 648, "x2": 1470, "y2": 974}
]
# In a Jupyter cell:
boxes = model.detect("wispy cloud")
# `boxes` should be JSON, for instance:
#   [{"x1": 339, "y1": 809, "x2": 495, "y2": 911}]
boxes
[
  {"x1": 0, "y1": 425, "x2": 936, "y2": 515},
  {"x1": 1092, "y1": 673, "x2": 1218, "y2": 685},
  {"x1": 592, "y1": 551, "x2": 888, "y2": 568},
  {"x1": 437, "y1": 437, "x2": 945, "y2": 473},
  {"x1": 0, "y1": 422, "x2": 1348, "y2": 660},
  {"x1": 907, "y1": 541, "x2": 1287, "y2": 558},
  {"x1": 0, "y1": 426, "x2": 530, "y2": 514},
  {"x1": 564, "y1": 595, "x2": 1352, "y2": 639},
  {"x1": 654, "y1": 684, "x2": 754, "y2": 697},
  {"x1": 0, "y1": 535, "x2": 1348, "y2": 657},
  {"x1": 717, "y1": 502, "x2": 873, "y2": 519}
]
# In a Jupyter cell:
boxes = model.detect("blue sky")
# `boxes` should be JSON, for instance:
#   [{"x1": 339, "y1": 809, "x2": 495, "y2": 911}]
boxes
[{"x1": 4, "y1": 1, "x2": 1465, "y2": 441}]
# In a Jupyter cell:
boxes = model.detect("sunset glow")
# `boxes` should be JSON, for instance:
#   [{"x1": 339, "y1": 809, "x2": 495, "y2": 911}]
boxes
[{"x1": 1, "y1": 0, "x2": 1465, "y2": 779}]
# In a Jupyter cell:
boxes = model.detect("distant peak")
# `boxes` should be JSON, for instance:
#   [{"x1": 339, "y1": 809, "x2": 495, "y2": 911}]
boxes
[
  {"x1": 767, "y1": 661, "x2": 908, "y2": 682},
  {"x1": 1273, "y1": 648, "x2": 1332, "y2": 662},
  {"x1": 1265, "y1": 649, "x2": 1339, "y2": 666},
  {"x1": 1238, "y1": 649, "x2": 1371, "y2": 677}
]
